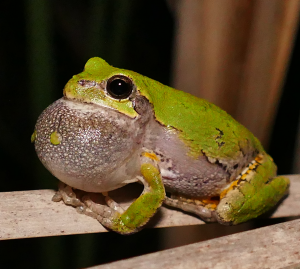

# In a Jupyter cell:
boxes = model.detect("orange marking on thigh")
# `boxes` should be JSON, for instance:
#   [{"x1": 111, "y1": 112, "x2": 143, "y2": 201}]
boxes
[{"x1": 142, "y1": 152, "x2": 160, "y2": 162}]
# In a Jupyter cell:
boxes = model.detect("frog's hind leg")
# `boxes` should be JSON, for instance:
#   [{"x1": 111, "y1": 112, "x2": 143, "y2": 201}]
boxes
[
  {"x1": 215, "y1": 153, "x2": 290, "y2": 225},
  {"x1": 164, "y1": 153, "x2": 290, "y2": 225}
]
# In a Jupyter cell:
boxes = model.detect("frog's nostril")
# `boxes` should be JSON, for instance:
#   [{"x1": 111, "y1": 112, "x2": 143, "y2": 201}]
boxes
[{"x1": 78, "y1": 80, "x2": 96, "y2": 87}]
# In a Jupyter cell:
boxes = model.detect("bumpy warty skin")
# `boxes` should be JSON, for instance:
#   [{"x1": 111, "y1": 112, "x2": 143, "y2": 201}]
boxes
[{"x1": 34, "y1": 94, "x2": 258, "y2": 198}]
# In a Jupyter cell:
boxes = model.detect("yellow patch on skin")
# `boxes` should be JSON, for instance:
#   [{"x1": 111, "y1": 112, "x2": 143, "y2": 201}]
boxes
[
  {"x1": 220, "y1": 180, "x2": 239, "y2": 199},
  {"x1": 248, "y1": 163, "x2": 257, "y2": 170},
  {"x1": 173, "y1": 195, "x2": 219, "y2": 210},
  {"x1": 50, "y1": 131, "x2": 62, "y2": 145},
  {"x1": 220, "y1": 154, "x2": 264, "y2": 199},
  {"x1": 199, "y1": 198, "x2": 219, "y2": 209},
  {"x1": 31, "y1": 130, "x2": 37, "y2": 143},
  {"x1": 142, "y1": 152, "x2": 160, "y2": 162},
  {"x1": 255, "y1": 154, "x2": 264, "y2": 163}
]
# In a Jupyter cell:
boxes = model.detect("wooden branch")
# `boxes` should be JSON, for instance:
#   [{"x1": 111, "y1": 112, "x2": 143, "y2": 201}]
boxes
[
  {"x1": 1, "y1": 175, "x2": 299, "y2": 240},
  {"x1": 89, "y1": 217, "x2": 300, "y2": 269}
]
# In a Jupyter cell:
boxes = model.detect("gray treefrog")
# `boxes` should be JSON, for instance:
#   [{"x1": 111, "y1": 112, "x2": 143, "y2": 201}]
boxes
[{"x1": 32, "y1": 57, "x2": 289, "y2": 234}]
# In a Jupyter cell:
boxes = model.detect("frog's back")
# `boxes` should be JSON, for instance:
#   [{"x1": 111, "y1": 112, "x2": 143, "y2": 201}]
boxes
[{"x1": 133, "y1": 74, "x2": 264, "y2": 161}]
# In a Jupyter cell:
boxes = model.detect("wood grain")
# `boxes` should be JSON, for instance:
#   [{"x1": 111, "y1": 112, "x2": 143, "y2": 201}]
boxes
[
  {"x1": 90, "y1": 218, "x2": 300, "y2": 269},
  {"x1": 0, "y1": 175, "x2": 299, "y2": 240}
]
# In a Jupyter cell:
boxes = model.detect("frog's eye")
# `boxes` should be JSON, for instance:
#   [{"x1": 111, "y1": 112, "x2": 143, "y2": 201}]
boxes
[{"x1": 106, "y1": 75, "x2": 134, "y2": 99}]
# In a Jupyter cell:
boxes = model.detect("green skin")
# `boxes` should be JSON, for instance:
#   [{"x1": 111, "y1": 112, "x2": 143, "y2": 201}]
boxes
[
  {"x1": 110, "y1": 163, "x2": 165, "y2": 234},
  {"x1": 34, "y1": 57, "x2": 289, "y2": 234},
  {"x1": 66, "y1": 58, "x2": 262, "y2": 159}
]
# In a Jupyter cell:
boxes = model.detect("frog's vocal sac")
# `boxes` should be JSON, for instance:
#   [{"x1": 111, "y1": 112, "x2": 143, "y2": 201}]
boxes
[{"x1": 32, "y1": 57, "x2": 290, "y2": 234}]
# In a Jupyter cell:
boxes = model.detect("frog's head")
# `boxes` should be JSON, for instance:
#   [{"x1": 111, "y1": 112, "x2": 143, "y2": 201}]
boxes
[
  {"x1": 63, "y1": 57, "x2": 146, "y2": 118},
  {"x1": 34, "y1": 58, "x2": 157, "y2": 193}
]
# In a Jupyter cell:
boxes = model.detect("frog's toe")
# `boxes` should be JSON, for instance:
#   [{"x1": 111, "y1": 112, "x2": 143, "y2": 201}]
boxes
[
  {"x1": 164, "y1": 196, "x2": 218, "y2": 222},
  {"x1": 102, "y1": 193, "x2": 125, "y2": 214},
  {"x1": 81, "y1": 194, "x2": 122, "y2": 229},
  {"x1": 83, "y1": 195, "x2": 112, "y2": 217},
  {"x1": 53, "y1": 181, "x2": 86, "y2": 208}
]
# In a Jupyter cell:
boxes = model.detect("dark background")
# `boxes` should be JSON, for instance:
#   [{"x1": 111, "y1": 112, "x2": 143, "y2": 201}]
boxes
[{"x1": 0, "y1": 1, "x2": 299, "y2": 268}]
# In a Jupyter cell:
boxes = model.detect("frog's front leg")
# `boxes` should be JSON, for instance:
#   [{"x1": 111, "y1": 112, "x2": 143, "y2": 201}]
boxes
[
  {"x1": 57, "y1": 153, "x2": 164, "y2": 234},
  {"x1": 90, "y1": 154, "x2": 165, "y2": 234}
]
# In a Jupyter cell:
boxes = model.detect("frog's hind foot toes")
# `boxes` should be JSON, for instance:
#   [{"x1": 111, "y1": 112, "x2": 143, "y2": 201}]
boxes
[{"x1": 164, "y1": 196, "x2": 218, "y2": 223}]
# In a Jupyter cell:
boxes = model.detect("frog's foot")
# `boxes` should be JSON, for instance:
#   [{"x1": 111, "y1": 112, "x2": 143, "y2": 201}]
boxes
[
  {"x1": 52, "y1": 182, "x2": 127, "y2": 225},
  {"x1": 52, "y1": 181, "x2": 87, "y2": 213},
  {"x1": 164, "y1": 195, "x2": 218, "y2": 222},
  {"x1": 81, "y1": 194, "x2": 126, "y2": 230}
]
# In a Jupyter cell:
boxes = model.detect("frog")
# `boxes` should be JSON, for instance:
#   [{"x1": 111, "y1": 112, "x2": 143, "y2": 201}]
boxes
[{"x1": 32, "y1": 57, "x2": 290, "y2": 234}]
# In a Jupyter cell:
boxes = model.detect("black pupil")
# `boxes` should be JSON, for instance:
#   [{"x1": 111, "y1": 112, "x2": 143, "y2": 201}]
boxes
[{"x1": 108, "y1": 78, "x2": 131, "y2": 98}]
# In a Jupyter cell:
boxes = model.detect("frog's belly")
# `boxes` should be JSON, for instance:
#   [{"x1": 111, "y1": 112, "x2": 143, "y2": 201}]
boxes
[
  {"x1": 160, "y1": 156, "x2": 231, "y2": 198},
  {"x1": 147, "y1": 121, "x2": 248, "y2": 198},
  {"x1": 150, "y1": 128, "x2": 232, "y2": 198}
]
